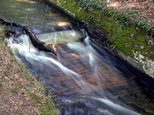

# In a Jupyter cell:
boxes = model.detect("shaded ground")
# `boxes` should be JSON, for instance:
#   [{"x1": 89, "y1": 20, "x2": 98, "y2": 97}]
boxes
[
  {"x1": 106, "y1": 0, "x2": 154, "y2": 27},
  {"x1": 0, "y1": 27, "x2": 58, "y2": 115}
]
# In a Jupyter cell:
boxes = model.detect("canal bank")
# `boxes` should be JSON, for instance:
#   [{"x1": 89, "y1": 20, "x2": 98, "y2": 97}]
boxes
[
  {"x1": 46, "y1": 0, "x2": 154, "y2": 78},
  {"x1": 1, "y1": 0, "x2": 154, "y2": 114},
  {"x1": 0, "y1": 26, "x2": 58, "y2": 115}
]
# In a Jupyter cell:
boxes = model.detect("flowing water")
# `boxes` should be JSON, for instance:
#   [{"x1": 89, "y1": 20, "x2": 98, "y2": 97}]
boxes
[
  {"x1": 0, "y1": 0, "x2": 79, "y2": 33},
  {"x1": 1, "y1": 0, "x2": 154, "y2": 115}
]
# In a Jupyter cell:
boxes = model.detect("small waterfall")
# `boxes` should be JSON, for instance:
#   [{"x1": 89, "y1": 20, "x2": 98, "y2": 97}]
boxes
[
  {"x1": 36, "y1": 29, "x2": 85, "y2": 44},
  {"x1": 2, "y1": 0, "x2": 154, "y2": 114},
  {"x1": 5, "y1": 31, "x2": 143, "y2": 115}
]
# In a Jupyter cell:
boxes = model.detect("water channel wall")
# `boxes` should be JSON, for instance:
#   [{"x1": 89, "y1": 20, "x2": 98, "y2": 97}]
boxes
[{"x1": 44, "y1": 0, "x2": 154, "y2": 79}]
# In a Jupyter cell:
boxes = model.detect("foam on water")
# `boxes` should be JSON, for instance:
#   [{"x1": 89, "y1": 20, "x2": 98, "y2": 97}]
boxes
[
  {"x1": 5, "y1": 33, "x2": 145, "y2": 115},
  {"x1": 2, "y1": 0, "x2": 154, "y2": 114},
  {"x1": 91, "y1": 97, "x2": 141, "y2": 115}
]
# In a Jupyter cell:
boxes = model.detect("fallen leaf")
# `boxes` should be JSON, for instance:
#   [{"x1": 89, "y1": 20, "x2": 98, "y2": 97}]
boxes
[
  {"x1": 26, "y1": 98, "x2": 29, "y2": 101},
  {"x1": 70, "y1": 53, "x2": 79, "y2": 59},
  {"x1": 33, "y1": 78, "x2": 36, "y2": 81},
  {"x1": 31, "y1": 91, "x2": 34, "y2": 93},
  {"x1": 12, "y1": 101, "x2": 15, "y2": 104}
]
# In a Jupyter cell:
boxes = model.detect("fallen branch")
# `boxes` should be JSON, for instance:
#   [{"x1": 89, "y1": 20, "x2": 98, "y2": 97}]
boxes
[{"x1": 0, "y1": 15, "x2": 57, "y2": 56}]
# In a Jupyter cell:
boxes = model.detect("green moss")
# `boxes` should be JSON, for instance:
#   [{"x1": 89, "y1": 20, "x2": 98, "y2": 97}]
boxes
[
  {"x1": 0, "y1": 83, "x2": 3, "y2": 91},
  {"x1": 58, "y1": 0, "x2": 88, "y2": 20},
  {"x1": 11, "y1": 87, "x2": 19, "y2": 93},
  {"x1": 52, "y1": 0, "x2": 154, "y2": 60},
  {"x1": 96, "y1": 15, "x2": 152, "y2": 58},
  {"x1": 26, "y1": 90, "x2": 57, "y2": 115}
]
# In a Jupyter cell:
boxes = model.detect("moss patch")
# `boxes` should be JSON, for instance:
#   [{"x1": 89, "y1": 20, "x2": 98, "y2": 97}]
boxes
[{"x1": 51, "y1": 0, "x2": 154, "y2": 60}]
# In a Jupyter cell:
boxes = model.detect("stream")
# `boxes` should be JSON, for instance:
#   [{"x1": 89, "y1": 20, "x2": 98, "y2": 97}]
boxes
[{"x1": 1, "y1": 0, "x2": 154, "y2": 115}]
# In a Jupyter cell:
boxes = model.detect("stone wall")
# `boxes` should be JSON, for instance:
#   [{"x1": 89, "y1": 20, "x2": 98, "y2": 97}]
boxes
[{"x1": 45, "y1": 0, "x2": 154, "y2": 78}]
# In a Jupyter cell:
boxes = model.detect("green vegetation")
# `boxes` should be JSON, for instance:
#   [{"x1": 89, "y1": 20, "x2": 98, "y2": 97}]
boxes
[
  {"x1": 0, "y1": 25, "x2": 58, "y2": 114},
  {"x1": 51, "y1": 0, "x2": 154, "y2": 60}
]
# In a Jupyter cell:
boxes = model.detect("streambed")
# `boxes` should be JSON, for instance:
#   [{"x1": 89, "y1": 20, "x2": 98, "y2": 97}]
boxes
[{"x1": 1, "y1": 0, "x2": 154, "y2": 115}]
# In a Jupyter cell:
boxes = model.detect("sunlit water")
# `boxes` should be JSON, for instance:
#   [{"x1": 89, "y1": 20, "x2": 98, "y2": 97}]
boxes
[
  {"x1": 5, "y1": 33, "x2": 154, "y2": 115},
  {"x1": 0, "y1": 0, "x2": 79, "y2": 33},
  {"x1": 2, "y1": 0, "x2": 154, "y2": 115}
]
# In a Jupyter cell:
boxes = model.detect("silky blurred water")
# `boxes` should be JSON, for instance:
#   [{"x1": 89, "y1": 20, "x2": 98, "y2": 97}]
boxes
[
  {"x1": 5, "y1": 33, "x2": 154, "y2": 115},
  {"x1": 0, "y1": 0, "x2": 78, "y2": 33},
  {"x1": 2, "y1": 0, "x2": 154, "y2": 115}
]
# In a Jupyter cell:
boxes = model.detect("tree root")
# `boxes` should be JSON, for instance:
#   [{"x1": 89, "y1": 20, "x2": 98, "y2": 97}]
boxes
[{"x1": 0, "y1": 15, "x2": 57, "y2": 56}]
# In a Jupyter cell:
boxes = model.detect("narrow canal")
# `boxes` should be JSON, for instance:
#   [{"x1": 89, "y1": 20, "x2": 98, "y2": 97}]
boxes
[{"x1": 1, "y1": 0, "x2": 154, "y2": 115}]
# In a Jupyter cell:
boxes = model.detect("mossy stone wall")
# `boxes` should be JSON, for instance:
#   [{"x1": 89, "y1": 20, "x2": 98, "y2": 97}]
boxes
[{"x1": 49, "y1": 0, "x2": 154, "y2": 78}]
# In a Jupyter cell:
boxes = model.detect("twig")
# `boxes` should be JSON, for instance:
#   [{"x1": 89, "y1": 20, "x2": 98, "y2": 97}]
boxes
[{"x1": 23, "y1": 16, "x2": 27, "y2": 25}]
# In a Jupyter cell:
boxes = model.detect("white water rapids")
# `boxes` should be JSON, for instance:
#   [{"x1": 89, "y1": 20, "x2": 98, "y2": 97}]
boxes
[
  {"x1": 4, "y1": 31, "x2": 143, "y2": 115},
  {"x1": 1, "y1": 0, "x2": 154, "y2": 114}
]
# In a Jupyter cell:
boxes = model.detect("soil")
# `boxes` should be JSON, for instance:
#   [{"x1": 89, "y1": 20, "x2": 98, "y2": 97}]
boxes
[
  {"x1": 0, "y1": 27, "x2": 58, "y2": 115},
  {"x1": 106, "y1": 0, "x2": 154, "y2": 27}
]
